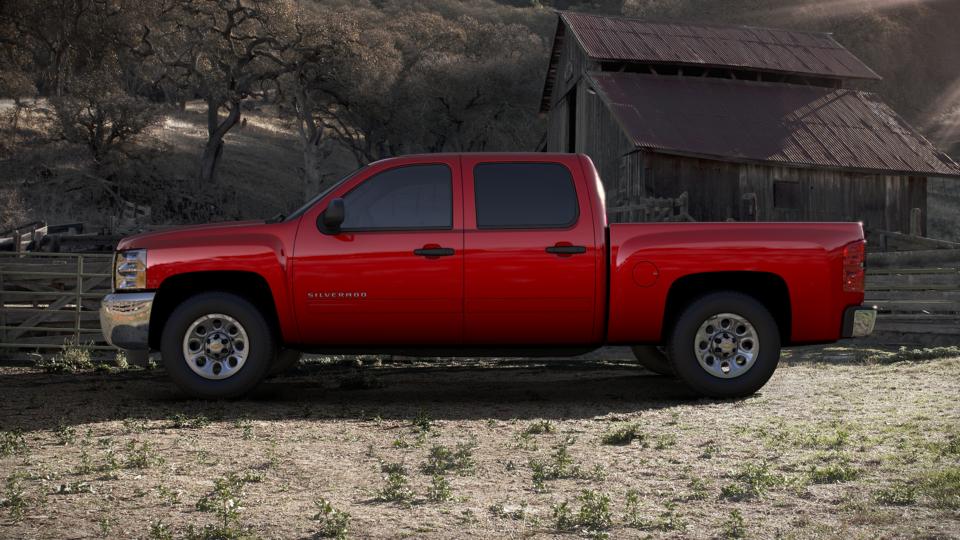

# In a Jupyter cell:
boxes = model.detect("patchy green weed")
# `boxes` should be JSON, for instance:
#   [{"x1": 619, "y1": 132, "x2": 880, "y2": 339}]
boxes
[
  {"x1": 156, "y1": 484, "x2": 182, "y2": 506},
  {"x1": 313, "y1": 497, "x2": 350, "y2": 539},
  {"x1": 553, "y1": 489, "x2": 612, "y2": 538},
  {"x1": 148, "y1": 520, "x2": 174, "y2": 540},
  {"x1": 427, "y1": 474, "x2": 453, "y2": 502},
  {"x1": 0, "y1": 429, "x2": 27, "y2": 457},
  {"x1": 234, "y1": 419, "x2": 254, "y2": 441},
  {"x1": 625, "y1": 494, "x2": 687, "y2": 532},
  {"x1": 940, "y1": 432, "x2": 960, "y2": 457},
  {"x1": 530, "y1": 437, "x2": 586, "y2": 492},
  {"x1": 125, "y1": 440, "x2": 163, "y2": 469},
  {"x1": 35, "y1": 339, "x2": 93, "y2": 373},
  {"x1": 874, "y1": 483, "x2": 917, "y2": 506},
  {"x1": 523, "y1": 420, "x2": 555, "y2": 436},
  {"x1": 721, "y1": 509, "x2": 748, "y2": 539},
  {"x1": 420, "y1": 441, "x2": 476, "y2": 475},
  {"x1": 921, "y1": 467, "x2": 960, "y2": 509},
  {"x1": 654, "y1": 433, "x2": 677, "y2": 450},
  {"x1": 808, "y1": 454, "x2": 860, "y2": 484},
  {"x1": 170, "y1": 413, "x2": 210, "y2": 430},
  {"x1": 721, "y1": 462, "x2": 784, "y2": 501},
  {"x1": 700, "y1": 440, "x2": 721, "y2": 459},
  {"x1": 54, "y1": 420, "x2": 77, "y2": 445},
  {"x1": 411, "y1": 410, "x2": 432, "y2": 434},
  {"x1": 1, "y1": 473, "x2": 28, "y2": 521},
  {"x1": 376, "y1": 462, "x2": 414, "y2": 504},
  {"x1": 194, "y1": 472, "x2": 256, "y2": 538},
  {"x1": 683, "y1": 477, "x2": 709, "y2": 501},
  {"x1": 122, "y1": 417, "x2": 148, "y2": 435},
  {"x1": 600, "y1": 422, "x2": 645, "y2": 446}
]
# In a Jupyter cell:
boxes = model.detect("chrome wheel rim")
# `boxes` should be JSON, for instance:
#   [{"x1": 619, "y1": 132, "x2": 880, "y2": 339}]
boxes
[
  {"x1": 182, "y1": 313, "x2": 249, "y2": 380},
  {"x1": 694, "y1": 312, "x2": 758, "y2": 379}
]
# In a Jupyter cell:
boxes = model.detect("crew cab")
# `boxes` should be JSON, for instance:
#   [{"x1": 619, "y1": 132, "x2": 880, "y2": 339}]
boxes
[{"x1": 100, "y1": 153, "x2": 876, "y2": 399}]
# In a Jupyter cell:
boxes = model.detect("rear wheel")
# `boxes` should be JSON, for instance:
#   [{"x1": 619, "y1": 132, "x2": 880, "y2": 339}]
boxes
[
  {"x1": 667, "y1": 292, "x2": 780, "y2": 398},
  {"x1": 161, "y1": 292, "x2": 275, "y2": 399},
  {"x1": 630, "y1": 345, "x2": 673, "y2": 375}
]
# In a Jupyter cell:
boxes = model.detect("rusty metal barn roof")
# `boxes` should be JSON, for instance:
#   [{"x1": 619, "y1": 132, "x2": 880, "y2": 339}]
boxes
[
  {"x1": 587, "y1": 72, "x2": 960, "y2": 178},
  {"x1": 562, "y1": 12, "x2": 881, "y2": 80}
]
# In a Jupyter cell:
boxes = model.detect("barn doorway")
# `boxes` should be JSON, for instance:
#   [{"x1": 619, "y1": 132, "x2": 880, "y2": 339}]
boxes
[{"x1": 566, "y1": 87, "x2": 577, "y2": 152}]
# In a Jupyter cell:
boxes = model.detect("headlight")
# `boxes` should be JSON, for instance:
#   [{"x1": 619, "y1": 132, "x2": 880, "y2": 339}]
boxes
[{"x1": 114, "y1": 249, "x2": 147, "y2": 290}]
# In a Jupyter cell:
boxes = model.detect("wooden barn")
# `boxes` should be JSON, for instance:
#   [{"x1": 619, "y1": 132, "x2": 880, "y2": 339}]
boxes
[{"x1": 540, "y1": 12, "x2": 960, "y2": 233}]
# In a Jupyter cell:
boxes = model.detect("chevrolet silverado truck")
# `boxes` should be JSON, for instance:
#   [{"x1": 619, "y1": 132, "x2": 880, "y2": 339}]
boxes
[{"x1": 100, "y1": 153, "x2": 876, "y2": 399}]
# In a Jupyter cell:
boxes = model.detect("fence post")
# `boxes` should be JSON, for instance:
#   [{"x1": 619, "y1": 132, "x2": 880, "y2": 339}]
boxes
[
  {"x1": 910, "y1": 208, "x2": 923, "y2": 237},
  {"x1": 75, "y1": 255, "x2": 83, "y2": 343},
  {"x1": 0, "y1": 264, "x2": 5, "y2": 345}
]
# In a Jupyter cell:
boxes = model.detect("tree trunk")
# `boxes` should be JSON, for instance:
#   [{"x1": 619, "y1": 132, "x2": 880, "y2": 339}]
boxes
[
  {"x1": 10, "y1": 100, "x2": 22, "y2": 142},
  {"x1": 303, "y1": 139, "x2": 323, "y2": 202},
  {"x1": 198, "y1": 99, "x2": 241, "y2": 185}
]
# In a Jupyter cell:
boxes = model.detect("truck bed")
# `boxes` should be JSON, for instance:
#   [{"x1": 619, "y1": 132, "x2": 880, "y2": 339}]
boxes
[{"x1": 606, "y1": 221, "x2": 866, "y2": 345}]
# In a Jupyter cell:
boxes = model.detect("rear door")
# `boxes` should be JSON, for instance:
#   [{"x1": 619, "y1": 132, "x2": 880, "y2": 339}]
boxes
[
  {"x1": 462, "y1": 156, "x2": 598, "y2": 345},
  {"x1": 291, "y1": 157, "x2": 463, "y2": 345}
]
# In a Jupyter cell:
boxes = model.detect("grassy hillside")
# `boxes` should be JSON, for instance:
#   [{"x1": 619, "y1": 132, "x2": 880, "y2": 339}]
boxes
[{"x1": 0, "y1": 100, "x2": 357, "y2": 232}]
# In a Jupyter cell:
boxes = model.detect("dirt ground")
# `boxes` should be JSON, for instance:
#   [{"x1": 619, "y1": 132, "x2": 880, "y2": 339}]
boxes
[{"x1": 0, "y1": 345, "x2": 958, "y2": 539}]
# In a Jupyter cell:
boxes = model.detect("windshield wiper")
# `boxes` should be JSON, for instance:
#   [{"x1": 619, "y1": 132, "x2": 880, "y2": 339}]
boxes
[{"x1": 265, "y1": 213, "x2": 285, "y2": 224}]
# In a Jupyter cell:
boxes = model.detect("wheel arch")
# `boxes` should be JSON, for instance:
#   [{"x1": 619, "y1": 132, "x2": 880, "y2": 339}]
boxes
[
  {"x1": 662, "y1": 271, "x2": 792, "y2": 344},
  {"x1": 148, "y1": 271, "x2": 281, "y2": 350}
]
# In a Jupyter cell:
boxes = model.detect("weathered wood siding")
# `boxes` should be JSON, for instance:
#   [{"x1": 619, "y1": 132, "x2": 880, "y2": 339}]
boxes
[
  {"x1": 545, "y1": 93, "x2": 570, "y2": 154},
  {"x1": 634, "y1": 153, "x2": 927, "y2": 232},
  {"x1": 573, "y1": 81, "x2": 637, "y2": 210},
  {"x1": 549, "y1": 27, "x2": 594, "y2": 112}
]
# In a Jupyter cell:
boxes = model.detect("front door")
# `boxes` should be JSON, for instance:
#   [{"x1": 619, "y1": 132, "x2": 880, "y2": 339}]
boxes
[
  {"x1": 291, "y1": 158, "x2": 463, "y2": 345},
  {"x1": 462, "y1": 157, "x2": 598, "y2": 345}
]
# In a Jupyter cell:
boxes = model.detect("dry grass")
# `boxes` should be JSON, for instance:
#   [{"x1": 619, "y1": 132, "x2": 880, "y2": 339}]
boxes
[{"x1": 0, "y1": 345, "x2": 958, "y2": 538}]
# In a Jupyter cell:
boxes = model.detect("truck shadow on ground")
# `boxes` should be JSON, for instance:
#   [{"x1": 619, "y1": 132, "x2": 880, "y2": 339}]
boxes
[{"x1": 0, "y1": 355, "x2": 718, "y2": 431}]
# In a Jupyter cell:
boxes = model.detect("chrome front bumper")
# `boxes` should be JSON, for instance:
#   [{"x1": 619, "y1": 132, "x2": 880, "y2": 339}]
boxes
[
  {"x1": 842, "y1": 306, "x2": 877, "y2": 338},
  {"x1": 100, "y1": 292, "x2": 155, "y2": 350}
]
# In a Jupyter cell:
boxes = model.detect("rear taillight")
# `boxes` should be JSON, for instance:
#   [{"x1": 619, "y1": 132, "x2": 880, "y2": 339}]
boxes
[{"x1": 842, "y1": 241, "x2": 865, "y2": 293}]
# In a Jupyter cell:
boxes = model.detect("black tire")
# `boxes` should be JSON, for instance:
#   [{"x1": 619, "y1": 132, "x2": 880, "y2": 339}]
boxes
[
  {"x1": 666, "y1": 292, "x2": 780, "y2": 399},
  {"x1": 630, "y1": 345, "x2": 674, "y2": 376},
  {"x1": 268, "y1": 348, "x2": 302, "y2": 377},
  {"x1": 160, "y1": 292, "x2": 275, "y2": 399}
]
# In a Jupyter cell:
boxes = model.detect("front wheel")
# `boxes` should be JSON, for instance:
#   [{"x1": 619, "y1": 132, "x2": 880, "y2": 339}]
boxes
[
  {"x1": 161, "y1": 292, "x2": 275, "y2": 399},
  {"x1": 666, "y1": 292, "x2": 780, "y2": 398}
]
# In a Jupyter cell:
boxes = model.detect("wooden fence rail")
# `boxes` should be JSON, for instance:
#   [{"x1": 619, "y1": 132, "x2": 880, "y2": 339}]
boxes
[
  {"x1": 1, "y1": 250, "x2": 958, "y2": 354},
  {"x1": 0, "y1": 252, "x2": 114, "y2": 351},
  {"x1": 865, "y1": 250, "x2": 960, "y2": 344}
]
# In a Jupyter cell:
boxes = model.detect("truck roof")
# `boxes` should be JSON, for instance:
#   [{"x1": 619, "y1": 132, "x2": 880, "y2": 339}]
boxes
[{"x1": 368, "y1": 152, "x2": 583, "y2": 166}]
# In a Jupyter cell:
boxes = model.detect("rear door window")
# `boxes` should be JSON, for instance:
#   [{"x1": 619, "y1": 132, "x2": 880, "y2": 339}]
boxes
[{"x1": 473, "y1": 163, "x2": 579, "y2": 229}]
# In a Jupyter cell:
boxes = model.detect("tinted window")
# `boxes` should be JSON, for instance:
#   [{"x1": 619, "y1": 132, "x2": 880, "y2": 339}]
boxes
[
  {"x1": 340, "y1": 164, "x2": 452, "y2": 230},
  {"x1": 474, "y1": 163, "x2": 578, "y2": 229}
]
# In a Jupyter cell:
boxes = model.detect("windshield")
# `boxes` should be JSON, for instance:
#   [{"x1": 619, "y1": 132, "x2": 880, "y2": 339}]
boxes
[{"x1": 282, "y1": 166, "x2": 364, "y2": 222}]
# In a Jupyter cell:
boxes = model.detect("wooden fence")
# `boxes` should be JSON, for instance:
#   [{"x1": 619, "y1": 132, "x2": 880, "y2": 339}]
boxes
[
  {"x1": 0, "y1": 221, "x2": 47, "y2": 253},
  {"x1": 1, "y1": 249, "x2": 957, "y2": 354},
  {"x1": 608, "y1": 192, "x2": 695, "y2": 223},
  {"x1": 866, "y1": 249, "x2": 960, "y2": 345},
  {"x1": 0, "y1": 252, "x2": 114, "y2": 352}
]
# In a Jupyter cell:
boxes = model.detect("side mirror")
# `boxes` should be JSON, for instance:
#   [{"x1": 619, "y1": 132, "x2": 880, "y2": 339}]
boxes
[{"x1": 319, "y1": 198, "x2": 345, "y2": 233}]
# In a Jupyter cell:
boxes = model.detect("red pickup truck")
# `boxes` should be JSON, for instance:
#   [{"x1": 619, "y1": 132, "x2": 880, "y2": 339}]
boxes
[{"x1": 101, "y1": 153, "x2": 876, "y2": 399}]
